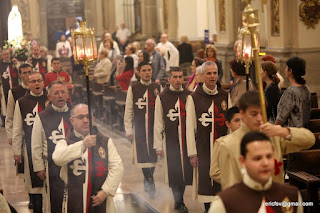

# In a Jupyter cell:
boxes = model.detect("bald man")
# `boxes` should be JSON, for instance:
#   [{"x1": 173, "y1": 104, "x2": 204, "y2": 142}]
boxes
[{"x1": 156, "y1": 33, "x2": 179, "y2": 73}]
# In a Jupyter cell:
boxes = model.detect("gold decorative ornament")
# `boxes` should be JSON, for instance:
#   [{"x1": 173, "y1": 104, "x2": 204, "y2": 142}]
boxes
[
  {"x1": 221, "y1": 100, "x2": 227, "y2": 111},
  {"x1": 299, "y1": 0, "x2": 320, "y2": 29},
  {"x1": 98, "y1": 146, "x2": 106, "y2": 159},
  {"x1": 154, "y1": 88, "x2": 159, "y2": 96},
  {"x1": 219, "y1": 0, "x2": 226, "y2": 32},
  {"x1": 271, "y1": 0, "x2": 280, "y2": 36}
]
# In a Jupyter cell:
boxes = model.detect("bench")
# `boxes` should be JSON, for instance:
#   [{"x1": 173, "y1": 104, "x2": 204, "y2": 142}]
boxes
[{"x1": 287, "y1": 149, "x2": 320, "y2": 213}]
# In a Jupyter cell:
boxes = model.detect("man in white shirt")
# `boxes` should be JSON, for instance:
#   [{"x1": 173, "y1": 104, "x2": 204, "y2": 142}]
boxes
[
  {"x1": 116, "y1": 22, "x2": 131, "y2": 54},
  {"x1": 156, "y1": 33, "x2": 179, "y2": 73}
]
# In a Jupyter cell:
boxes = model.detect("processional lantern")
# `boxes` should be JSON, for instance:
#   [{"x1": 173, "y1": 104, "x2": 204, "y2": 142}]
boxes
[
  {"x1": 237, "y1": 0, "x2": 267, "y2": 123},
  {"x1": 71, "y1": 20, "x2": 98, "y2": 134}
]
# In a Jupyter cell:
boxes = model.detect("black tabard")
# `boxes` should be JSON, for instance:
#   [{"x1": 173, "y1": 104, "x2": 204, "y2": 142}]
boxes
[
  {"x1": 18, "y1": 90, "x2": 47, "y2": 188},
  {"x1": 219, "y1": 181, "x2": 299, "y2": 213},
  {"x1": 31, "y1": 57, "x2": 47, "y2": 77},
  {"x1": 159, "y1": 87, "x2": 192, "y2": 187},
  {"x1": 131, "y1": 82, "x2": 160, "y2": 164},
  {"x1": 39, "y1": 103, "x2": 72, "y2": 213},
  {"x1": 11, "y1": 85, "x2": 28, "y2": 102},
  {"x1": 11, "y1": 85, "x2": 28, "y2": 174},
  {"x1": 191, "y1": 83, "x2": 228, "y2": 196},
  {"x1": 0, "y1": 61, "x2": 19, "y2": 104},
  {"x1": 66, "y1": 128, "x2": 109, "y2": 213}
]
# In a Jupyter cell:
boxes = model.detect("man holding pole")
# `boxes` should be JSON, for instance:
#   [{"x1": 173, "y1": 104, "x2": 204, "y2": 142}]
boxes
[
  {"x1": 217, "y1": 91, "x2": 315, "y2": 190},
  {"x1": 52, "y1": 104, "x2": 123, "y2": 213}
]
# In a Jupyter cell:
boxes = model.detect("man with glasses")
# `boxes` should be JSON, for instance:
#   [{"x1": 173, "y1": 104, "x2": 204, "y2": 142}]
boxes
[
  {"x1": 12, "y1": 72, "x2": 47, "y2": 213},
  {"x1": 32, "y1": 81, "x2": 72, "y2": 213},
  {"x1": 52, "y1": 104, "x2": 123, "y2": 212}
]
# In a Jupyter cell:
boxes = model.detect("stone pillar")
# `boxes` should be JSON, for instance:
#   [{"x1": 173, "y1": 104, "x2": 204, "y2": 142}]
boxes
[
  {"x1": 140, "y1": 0, "x2": 158, "y2": 38},
  {"x1": 29, "y1": 0, "x2": 40, "y2": 41},
  {"x1": 39, "y1": 0, "x2": 48, "y2": 47}
]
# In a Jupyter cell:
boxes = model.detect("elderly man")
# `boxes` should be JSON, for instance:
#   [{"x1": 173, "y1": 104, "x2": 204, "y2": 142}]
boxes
[
  {"x1": 0, "y1": 49, "x2": 20, "y2": 122},
  {"x1": 6, "y1": 63, "x2": 30, "y2": 145},
  {"x1": 52, "y1": 104, "x2": 123, "y2": 213},
  {"x1": 145, "y1": 39, "x2": 165, "y2": 83},
  {"x1": 28, "y1": 44, "x2": 48, "y2": 76},
  {"x1": 186, "y1": 61, "x2": 229, "y2": 212},
  {"x1": 156, "y1": 33, "x2": 179, "y2": 73},
  {"x1": 12, "y1": 72, "x2": 47, "y2": 213},
  {"x1": 116, "y1": 22, "x2": 131, "y2": 54},
  {"x1": 32, "y1": 81, "x2": 72, "y2": 213},
  {"x1": 217, "y1": 91, "x2": 315, "y2": 190},
  {"x1": 154, "y1": 67, "x2": 192, "y2": 213},
  {"x1": 209, "y1": 131, "x2": 303, "y2": 213}
]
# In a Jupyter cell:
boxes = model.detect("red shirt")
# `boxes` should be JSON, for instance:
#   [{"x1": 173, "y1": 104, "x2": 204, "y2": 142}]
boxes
[
  {"x1": 116, "y1": 70, "x2": 133, "y2": 91},
  {"x1": 44, "y1": 70, "x2": 73, "y2": 89}
]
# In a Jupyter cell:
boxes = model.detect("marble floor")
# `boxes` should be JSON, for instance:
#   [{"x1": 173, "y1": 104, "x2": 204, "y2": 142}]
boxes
[{"x1": 0, "y1": 121, "x2": 204, "y2": 213}]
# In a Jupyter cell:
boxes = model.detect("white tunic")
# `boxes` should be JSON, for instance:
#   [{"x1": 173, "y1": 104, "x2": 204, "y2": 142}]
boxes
[{"x1": 52, "y1": 132, "x2": 124, "y2": 213}]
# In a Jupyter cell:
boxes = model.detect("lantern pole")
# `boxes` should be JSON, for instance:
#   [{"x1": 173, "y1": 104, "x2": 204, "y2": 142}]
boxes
[
  {"x1": 72, "y1": 20, "x2": 97, "y2": 134},
  {"x1": 242, "y1": 0, "x2": 267, "y2": 123},
  {"x1": 84, "y1": 60, "x2": 93, "y2": 134}
]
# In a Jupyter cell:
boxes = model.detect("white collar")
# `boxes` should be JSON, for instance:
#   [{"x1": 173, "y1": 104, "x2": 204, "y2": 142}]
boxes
[
  {"x1": 30, "y1": 91, "x2": 44, "y2": 97},
  {"x1": 203, "y1": 84, "x2": 218, "y2": 95},
  {"x1": 21, "y1": 82, "x2": 29, "y2": 89},
  {"x1": 243, "y1": 170, "x2": 273, "y2": 191},
  {"x1": 169, "y1": 85, "x2": 183, "y2": 92},
  {"x1": 74, "y1": 130, "x2": 88, "y2": 139},
  {"x1": 141, "y1": 80, "x2": 152, "y2": 86},
  {"x1": 52, "y1": 103, "x2": 69, "y2": 112}
]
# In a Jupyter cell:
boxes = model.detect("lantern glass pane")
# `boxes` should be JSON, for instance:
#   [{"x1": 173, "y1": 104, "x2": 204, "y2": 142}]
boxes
[
  {"x1": 92, "y1": 36, "x2": 98, "y2": 59},
  {"x1": 75, "y1": 37, "x2": 84, "y2": 61},
  {"x1": 242, "y1": 34, "x2": 252, "y2": 59},
  {"x1": 236, "y1": 39, "x2": 242, "y2": 59},
  {"x1": 85, "y1": 36, "x2": 93, "y2": 60}
]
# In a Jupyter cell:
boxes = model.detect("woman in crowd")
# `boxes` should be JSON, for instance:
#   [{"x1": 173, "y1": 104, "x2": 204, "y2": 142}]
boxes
[
  {"x1": 103, "y1": 38, "x2": 118, "y2": 62},
  {"x1": 276, "y1": 57, "x2": 311, "y2": 127},
  {"x1": 55, "y1": 34, "x2": 72, "y2": 58},
  {"x1": 229, "y1": 59, "x2": 254, "y2": 106},
  {"x1": 261, "y1": 61, "x2": 281, "y2": 123},
  {"x1": 204, "y1": 44, "x2": 223, "y2": 82},
  {"x1": 115, "y1": 56, "x2": 134, "y2": 90},
  {"x1": 186, "y1": 57, "x2": 203, "y2": 91},
  {"x1": 94, "y1": 49, "x2": 112, "y2": 85}
]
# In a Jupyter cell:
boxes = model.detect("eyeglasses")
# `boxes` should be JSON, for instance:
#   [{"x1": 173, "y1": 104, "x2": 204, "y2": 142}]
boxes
[
  {"x1": 29, "y1": 79, "x2": 43, "y2": 84},
  {"x1": 72, "y1": 114, "x2": 90, "y2": 120}
]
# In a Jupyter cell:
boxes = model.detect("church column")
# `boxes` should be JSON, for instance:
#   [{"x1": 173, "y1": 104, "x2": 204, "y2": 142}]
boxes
[
  {"x1": 140, "y1": 0, "x2": 159, "y2": 37},
  {"x1": 84, "y1": 0, "x2": 103, "y2": 37},
  {"x1": 38, "y1": 0, "x2": 48, "y2": 47},
  {"x1": 29, "y1": 0, "x2": 41, "y2": 42}
]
